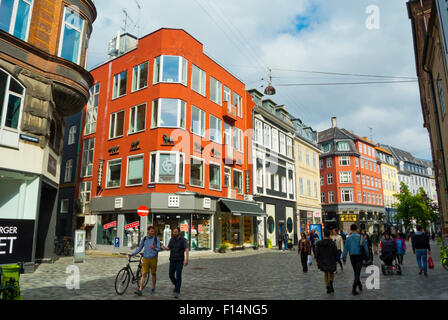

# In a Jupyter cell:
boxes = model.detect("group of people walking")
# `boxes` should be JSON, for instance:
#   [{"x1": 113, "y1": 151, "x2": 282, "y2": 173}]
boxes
[{"x1": 298, "y1": 224, "x2": 433, "y2": 295}]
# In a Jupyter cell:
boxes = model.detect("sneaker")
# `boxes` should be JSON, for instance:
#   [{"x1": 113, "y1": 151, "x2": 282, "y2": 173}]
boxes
[
  {"x1": 135, "y1": 289, "x2": 142, "y2": 296},
  {"x1": 151, "y1": 288, "x2": 156, "y2": 294},
  {"x1": 174, "y1": 292, "x2": 180, "y2": 298},
  {"x1": 352, "y1": 290, "x2": 359, "y2": 296}
]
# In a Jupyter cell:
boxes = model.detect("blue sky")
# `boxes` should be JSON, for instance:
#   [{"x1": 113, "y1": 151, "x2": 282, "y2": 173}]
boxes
[{"x1": 87, "y1": 0, "x2": 431, "y2": 160}]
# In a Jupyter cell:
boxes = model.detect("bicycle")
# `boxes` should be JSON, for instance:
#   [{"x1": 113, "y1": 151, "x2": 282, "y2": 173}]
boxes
[
  {"x1": 55, "y1": 237, "x2": 73, "y2": 256},
  {"x1": 441, "y1": 240, "x2": 448, "y2": 271},
  {"x1": 115, "y1": 253, "x2": 149, "y2": 295}
]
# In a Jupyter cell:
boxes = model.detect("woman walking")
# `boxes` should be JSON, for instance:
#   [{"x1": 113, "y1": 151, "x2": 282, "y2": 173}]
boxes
[
  {"x1": 331, "y1": 228, "x2": 344, "y2": 272},
  {"x1": 394, "y1": 232, "x2": 407, "y2": 265},
  {"x1": 315, "y1": 230, "x2": 338, "y2": 294},
  {"x1": 298, "y1": 232, "x2": 311, "y2": 273}
]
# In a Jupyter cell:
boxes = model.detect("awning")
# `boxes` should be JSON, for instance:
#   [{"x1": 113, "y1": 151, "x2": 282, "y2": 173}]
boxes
[{"x1": 219, "y1": 199, "x2": 267, "y2": 216}]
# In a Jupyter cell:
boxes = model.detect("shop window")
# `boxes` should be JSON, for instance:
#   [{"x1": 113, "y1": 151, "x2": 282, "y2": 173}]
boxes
[
  {"x1": 97, "y1": 214, "x2": 117, "y2": 245},
  {"x1": 59, "y1": 5, "x2": 85, "y2": 64},
  {"x1": 267, "y1": 216, "x2": 275, "y2": 234},
  {"x1": 153, "y1": 214, "x2": 190, "y2": 246},
  {"x1": 85, "y1": 82, "x2": 99, "y2": 135},
  {"x1": 129, "y1": 103, "x2": 146, "y2": 134},
  {"x1": 152, "y1": 98, "x2": 186, "y2": 129},
  {"x1": 132, "y1": 61, "x2": 148, "y2": 92},
  {"x1": 191, "y1": 214, "x2": 211, "y2": 250},
  {"x1": 106, "y1": 158, "x2": 122, "y2": 188},
  {"x1": 192, "y1": 65, "x2": 206, "y2": 96},
  {"x1": 153, "y1": 55, "x2": 187, "y2": 85},
  {"x1": 244, "y1": 216, "x2": 253, "y2": 245},
  {"x1": 127, "y1": 154, "x2": 144, "y2": 186},
  {"x1": 123, "y1": 213, "x2": 141, "y2": 248},
  {"x1": 112, "y1": 71, "x2": 127, "y2": 99}
]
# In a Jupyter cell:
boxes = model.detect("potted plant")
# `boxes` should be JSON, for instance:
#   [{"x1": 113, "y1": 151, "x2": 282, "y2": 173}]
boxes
[{"x1": 218, "y1": 243, "x2": 228, "y2": 253}]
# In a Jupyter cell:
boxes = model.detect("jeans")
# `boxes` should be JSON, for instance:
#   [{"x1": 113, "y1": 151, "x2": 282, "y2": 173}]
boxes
[
  {"x1": 336, "y1": 250, "x2": 343, "y2": 269},
  {"x1": 300, "y1": 252, "x2": 308, "y2": 272},
  {"x1": 169, "y1": 260, "x2": 184, "y2": 293},
  {"x1": 349, "y1": 255, "x2": 363, "y2": 291},
  {"x1": 284, "y1": 241, "x2": 288, "y2": 251},
  {"x1": 416, "y1": 249, "x2": 428, "y2": 275}
]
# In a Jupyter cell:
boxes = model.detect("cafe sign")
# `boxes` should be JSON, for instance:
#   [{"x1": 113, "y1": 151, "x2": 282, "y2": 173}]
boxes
[{"x1": 340, "y1": 214, "x2": 357, "y2": 222}]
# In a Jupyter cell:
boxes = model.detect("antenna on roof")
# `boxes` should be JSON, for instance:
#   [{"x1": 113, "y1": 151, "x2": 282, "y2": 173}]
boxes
[
  {"x1": 368, "y1": 127, "x2": 373, "y2": 141},
  {"x1": 121, "y1": 1, "x2": 143, "y2": 37}
]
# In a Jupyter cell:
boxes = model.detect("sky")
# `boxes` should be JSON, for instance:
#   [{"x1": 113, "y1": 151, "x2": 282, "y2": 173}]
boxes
[{"x1": 86, "y1": 0, "x2": 432, "y2": 160}]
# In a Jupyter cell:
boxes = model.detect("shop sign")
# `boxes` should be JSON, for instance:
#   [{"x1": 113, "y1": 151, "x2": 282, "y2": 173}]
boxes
[
  {"x1": 104, "y1": 221, "x2": 117, "y2": 229},
  {"x1": 74, "y1": 230, "x2": 86, "y2": 263},
  {"x1": 19, "y1": 134, "x2": 39, "y2": 143},
  {"x1": 0, "y1": 218, "x2": 35, "y2": 264},
  {"x1": 314, "y1": 212, "x2": 320, "y2": 218},
  {"x1": 180, "y1": 224, "x2": 188, "y2": 232},
  {"x1": 115, "y1": 198, "x2": 123, "y2": 209},
  {"x1": 162, "y1": 134, "x2": 175, "y2": 145},
  {"x1": 168, "y1": 196, "x2": 179, "y2": 207},
  {"x1": 307, "y1": 212, "x2": 312, "y2": 218},
  {"x1": 137, "y1": 205, "x2": 149, "y2": 217},
  {"x1": 130, "y1": 140, "x2": 140, "y2": 151},
  {"x1": 203, "y1": 198, "x2": 211, "y2": 209},
  {"x1": 340, "y1": 214, "x2": 357, "y2": 222},
  {"x1": 125, "y1": 221, "x2": 140, "y2": 230},
  {"x1": 97, "y1": 160, "x2": 104, "y2": 188},
  {"x1": 108, "y1": 146, "x2": 120, "y2": 155}
]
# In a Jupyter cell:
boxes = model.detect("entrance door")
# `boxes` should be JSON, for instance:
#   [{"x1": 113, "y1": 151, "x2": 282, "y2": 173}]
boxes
[
  {"x1": 285, "y1": 207, "x2": 294, "y2": 244},
  {"x1": 35, "y1": 182, "x2": 58, "y2": 262},
  {"x1": 265, "y1": 204, "x2": 276, "y2": 248}
]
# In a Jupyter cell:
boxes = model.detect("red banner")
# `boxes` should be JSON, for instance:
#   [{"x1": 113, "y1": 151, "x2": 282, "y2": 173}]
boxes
[
  {"x1": 125, "y1": 221, "x2": 140, "y2": 230},
  {"x1": 103, "y1": 221, "x2": 117, "y2": 230}
]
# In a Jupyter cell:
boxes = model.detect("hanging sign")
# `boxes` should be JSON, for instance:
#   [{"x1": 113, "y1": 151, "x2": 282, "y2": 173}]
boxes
[
  {"x1": 104, "y1": 221, "x2": 117, "y2": 229},
  {"x1": 125, "y1": 221, "x2": 140, "y2": 230}
]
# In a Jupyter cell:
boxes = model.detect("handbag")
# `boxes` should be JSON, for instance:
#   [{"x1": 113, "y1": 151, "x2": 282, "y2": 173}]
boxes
[
  {"x1": 359, "y1": 235, "x2": 367, "y2": 262},
  {"x1": 428, "y1": 256, "x2": 434, "y2": 269},
  {"x1": 307, "y1": 255, "x2": 312, "y2": 266}
]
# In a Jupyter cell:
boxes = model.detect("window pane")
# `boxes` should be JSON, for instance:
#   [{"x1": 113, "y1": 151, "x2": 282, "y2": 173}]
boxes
[
  {"x1": 5, "y1": 95, "x2": 21, "y2": 129},
  {"x1": 128, "y1": 156, "x2": 143, "y2": 185},
  {"x1": 13, "y1": 0, "x2": 31, "y2": 40},
  {"x1": 119, "y1": 71, "x2": 127, "y2": 96},
  {"x1": 0, "y1": 71, "x2": 7, "y2": 124},
  {"x1": 152, "y1": 100, "x2": 158, "y2": 128},
  {"x1": 150, "y1": 154, "x2": 156, "y2": 182},
  {"x1": 179, "y1": 101, "x2": 186, "y2": 129},
  {"x1": 160, "y1": 99, "x2": 178, "y2": 127},
  {"x1": 192, "y1": 65, "x2": 200, "y2": 92},
  {"x1": 191, "y1": 106, "x2": 203, "y2": 136},
  {"x1": 0, "y1": 0, "x2": 14, "y2": 33},
  {"x1": 107, "y1": 160, "x2": 121, "y2": 188},
  {"x1": 210, "y1": 164, "x2": 220, "y2": 189},
  {"x1": 139, "y1": 62, "x2": 148, "y2": 89},
  {"x1": 190, "y1": 158, "x2": 203, "y2": 187},
  {"x1": 153, "y1": 56, "x2": 160, "y2": 83},
  {"x1": 61, "y1": 24, "x2": 81, "y2": 63},
  {"x1": 116, "y1": 111, "x2": 124, "y2": 136},
  {"x1": 136, "y1": 104, "x2": 146, "y2": 131},
  {"x1": 162, "y1": 56, "x2": 179, "y2": 82},
  {"x1": 159, "y1": 153, "x2": 176, "y2": 182},
  {"x1": 179, "y1": 154, "x2": 184, "y2": 184}
]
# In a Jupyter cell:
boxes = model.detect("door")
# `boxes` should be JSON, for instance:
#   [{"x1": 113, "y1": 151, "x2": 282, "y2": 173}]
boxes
[
  {"x1": 266, "y1": 204, "x2": 276, "y2": 248},
  {"x1": 285, "y1": 207, "x2": 294, "y2": 244}
]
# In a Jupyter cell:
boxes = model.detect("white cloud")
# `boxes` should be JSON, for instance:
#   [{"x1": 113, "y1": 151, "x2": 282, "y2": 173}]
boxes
[{"x1": 87, "y1": 0, "x2": 432, "y2": 159}]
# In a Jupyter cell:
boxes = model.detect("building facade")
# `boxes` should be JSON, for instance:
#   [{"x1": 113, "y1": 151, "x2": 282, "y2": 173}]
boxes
[
  {"x1": 0, "y1": 0, "x2": 96, "y2": 268},
  {"x1": 408, "y1": 0, "x2": 448, "y2": 235},
  {"x1": 292, "y1": 118, "x2": 321, "y2": 236},
  {"x1": 77, "y1": 29, "x2": 264, "y2": 252},
  {"x1": 248, "y1": 89, "x2": 297, "y2": 247},
  {"x1": 319, "y1": 118, "x2": 386, "y2": 233}
]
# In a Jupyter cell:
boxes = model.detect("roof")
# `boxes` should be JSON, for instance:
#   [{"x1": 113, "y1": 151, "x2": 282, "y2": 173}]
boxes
[{"x1": 376, "y1": 146, "x2": 392, "y2": 156}]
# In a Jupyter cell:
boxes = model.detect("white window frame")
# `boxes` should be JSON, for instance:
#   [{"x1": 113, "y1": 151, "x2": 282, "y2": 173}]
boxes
[
  {"x1": 272, "y1": 128, "x2": 279, "y2": 153},
  {"x1": 79, "y1": 181, "x2": 91, "y2": 214},
  {"x1": 126, "y1": 154, "x2": 144, "y2": 186},
  {"x1": 337, "y1": 141, "x2": 350, "y2": 151},
  {"x1": 192, "y1": 64, "x2": 206, "y2": 96},
  {"x1": 233, "y1": 168, "x2": 244, "y2": 195},
  {"x1": 326, "y1": 158, "x2": 332, "y2": 168},
  {"x1": 279, "y1": 133, "x2": 286, "y2": 155},
  {"x1": 327, "y1": 173, "x2": 333, "y2": 185},
  {"x1": 265, "y1": 170, "x2": 272, "y2": 190},
  {"x1": 274, "y1": 174, "x2": 280, "y2": 192},
  {"x1": 109, "y1": 110, "x2": 125, "y2": 139},
  {"x1": 321, "y1": 192, "x2": 325, "y2": 203},
  {"x1": 209, "y1": 115, "x2": 222, "y2": 144},
  {"x1": 210, "y1": 76, "x2": 222, "y2": 105},
  {"x1": 190, "y1": 156, "x2": 205, "y2": 188},
  {"x1": 339, "y1": 171, "x2": 352, "y2": 184},
  {"x1": 320, "y1": 175, "x2": 324, "y2": 186},
  {"x1": 282, "y1": 176, "x2": 287, "y2": 194},
  {"x1": 255, "y1": 119, "x2": 263, "y2": 145},
  {"x1": 233, "y1": 91, "x2": 242, "y2": 118},
  {"x1": 132, "y1": 61, "x2": 149, "y2": 92},
  {"x1": 149, "y1": 151, "x2": 185, "y2": 185},
  {"x1": 264, "y1": 123, "x2": 271, "y2": 148},
  {"x1": 60, "y1": 199, "x2": 69, "y2": 213},
  {"x1": 80, "y1": 138, "x2": 94, "y2": 177},
  {"x1": 329, "y1": 191, "x2": 334, "y2": 203},
  {"x1": 58, "y1": 5, "x2": 85, "y2": 65},
  {"x1": 341, "y1": 188, "x2": 353, "y2": 203},
  {"x1": 106, "y1": 158, "x2": 122, "y2": 189},
  {"x1": 68, "y1": 125, "x2": 77, "y2": 145},
  {"x1": 85, "y1": 82, "x2": 99, "y2": 135},
  {"x1": 129, "y1": 103, "x2": 146, "y2": 134},
  {"x1": 224, "y1": 86, "x2": 231, "y2": 102},
  {"x1": 286, "y1": 137, "x2": 293, "y2": 158},
  {"x1": 112, "y1": 71, "x2": 127, "y2": 99},
  {"x1": 152, "y1": 99, "x2": 186, "y2": 129},
  {"x1": 319, "y1": 159, "x2": 323, "y2": 169},
  {"x1": 153, "y1": 55, "x2": 188, "y2": 86},
  {"x1": 339, "y1": 156, "x2": 350, "y2": 166},
  {"x1": 190, "y1": 105, "x2": 205, "y2": 137},
  {"x1": 64, "y1": 159, "x2": 73, "y2": 183},
  {"x1": 209, "y1": 161, "x2": 222, "y2": 191}
]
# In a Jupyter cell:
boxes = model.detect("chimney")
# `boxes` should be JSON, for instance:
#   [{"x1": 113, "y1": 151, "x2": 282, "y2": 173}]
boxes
[{"x1": 331, "y1": 117, "x2": 337, "y2": 128}]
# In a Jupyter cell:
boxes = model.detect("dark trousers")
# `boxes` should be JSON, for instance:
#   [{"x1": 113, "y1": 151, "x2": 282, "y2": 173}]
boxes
[
  {"x1": 349, "y1": 255, "x2": 363, "y2": 291},
  {"x1": 336, "y1": 250, "x2": 343, "y2": 269},
  {"x1": 397, "y1": 254, "x2": 403, "y2": 265},
  {"x1": 169, "y1": 260, "x2": 184, "y2": 293},
  {"x1": 300, "y1": 252, "x2": 308, "y2": 272}
]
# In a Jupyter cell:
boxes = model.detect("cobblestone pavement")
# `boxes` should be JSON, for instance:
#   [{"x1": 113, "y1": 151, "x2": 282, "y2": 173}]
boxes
[{"x1": 18, "y1": 242, "x2": 448, "y2": 300}]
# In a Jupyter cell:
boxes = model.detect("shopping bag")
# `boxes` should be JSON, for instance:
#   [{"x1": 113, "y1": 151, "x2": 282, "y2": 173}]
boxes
[
  {"x1": 307, "y1": 255, "x2": 312, "y2": 266},
  {"x1": 428, "y1": 256, "x2": 434, "y2": 269}
]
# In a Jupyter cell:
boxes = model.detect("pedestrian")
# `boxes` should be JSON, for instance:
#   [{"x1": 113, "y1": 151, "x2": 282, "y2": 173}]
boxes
[
  {"x1": 394, "y1": 232, "x2": 406, "y2": 265},
  {"x1": 298, "y1": 232, "x2": 312, "y2": 273},
  {"x1": 310, "y1": 230, "x2": 319, "y2": 257},
  {"x1": 379, "y1": 232, "x2": 397, "y2": 267},
  {"x1": 161, "y1": 227, "x2": 189, "y2": 298},
  {"x1": 331, "y1": 228, "x2": 344, "y2": 272},
  {"x1": 342, "y1": 224, "x2": 369, "y2": 296},
  {"x1": 315, "y1": 229, "x2": 338, "y2": 294},
  {"x1": 340, "y1": 230, "x2": 347, "y2": 245},
  {"x1": 411, "y1": 225, "x2": 431, "y2": 277},
  {"x1": 371, "y1": 231, "x2": 380, "y2": 255},
  {"x1": 129, "y1": 226, "x2": 161, "y2": 296},
  {"x1": 283, "y1": 232, "x2": 289, "y2": 252},
  {"x1": 278, "y1": 232, "x2": 283, "y2": 251},
  {"x1": 364, "y1": 232, "x2": 373, "y2": 263}
]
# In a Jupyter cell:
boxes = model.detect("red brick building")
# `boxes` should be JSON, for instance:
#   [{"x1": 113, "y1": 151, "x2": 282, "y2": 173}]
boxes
[
  {"x1": 319, "y1": 118, "x2": 386, "y2": 233},
  {"x1": 76, "y1": 28, "x2": 264, "y2": 251}
]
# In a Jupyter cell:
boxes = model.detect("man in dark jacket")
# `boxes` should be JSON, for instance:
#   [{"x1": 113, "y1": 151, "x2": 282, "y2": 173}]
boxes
[
  {"x1": 315, "y1": 229, "x2": 338, "y2": 294},
  {"x1": 162, "y1": 227, "x2": 189, "y2": 298},
  {"x1": 411, "y1": 225, "x2": 431, "y2": 277}
]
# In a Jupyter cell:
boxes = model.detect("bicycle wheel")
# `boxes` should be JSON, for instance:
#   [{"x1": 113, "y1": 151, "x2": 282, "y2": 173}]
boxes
[
  {"x1": 442, "y1": 257, "x2": 448, "y2": 271},
  {"x1": 136, "y1": 268, "x2": 150, "y2": 289},
  {"x1": 115, "y1": 268, "x2": 130, "y2": 295},
  {"x1": 63, "y1": 245, "x2": 72, "y2": 256}
]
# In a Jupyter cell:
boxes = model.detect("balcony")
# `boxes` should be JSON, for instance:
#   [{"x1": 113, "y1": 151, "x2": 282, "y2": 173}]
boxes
[{"x1": 223, "y1": 101, "x2": 237, "y2": 123}]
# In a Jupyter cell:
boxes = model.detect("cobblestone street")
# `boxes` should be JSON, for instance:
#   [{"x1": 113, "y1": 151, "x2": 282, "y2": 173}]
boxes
[{"x1": 19, "y1": 242, "x2": 448, "y2": 300}]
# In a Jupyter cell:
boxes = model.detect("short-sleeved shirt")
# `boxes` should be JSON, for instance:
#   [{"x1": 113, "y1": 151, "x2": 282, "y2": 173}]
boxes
[{"x1": 168, "y1": 236, "x2": 189, "y2": 261}]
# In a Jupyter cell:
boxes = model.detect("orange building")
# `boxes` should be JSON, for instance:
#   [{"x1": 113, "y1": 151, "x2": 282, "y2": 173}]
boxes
[
  {"x1": 77, "y1": 29, "x2": 264, "y2": 251},
  {"x1": 319, "y1": 118, "x2": 386, "y2": 233}
]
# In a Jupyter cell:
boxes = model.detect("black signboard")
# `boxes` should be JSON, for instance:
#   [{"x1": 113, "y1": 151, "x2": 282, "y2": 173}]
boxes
[{"x1": 0, "y1": 219, "x2": 35, "y2": 265}]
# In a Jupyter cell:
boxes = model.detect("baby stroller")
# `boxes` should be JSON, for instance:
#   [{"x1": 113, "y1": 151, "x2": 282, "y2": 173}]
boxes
[
  {"x1": 287, "y1": 238, "x2": 293, "y2": 250},
  {"x1": 380, "y1": 250, "x2": 401, "y2": 275}
]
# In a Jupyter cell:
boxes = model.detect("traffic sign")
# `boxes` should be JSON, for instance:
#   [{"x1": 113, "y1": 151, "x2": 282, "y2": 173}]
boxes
[
  {"x1": 137, "y1": 205, "x2": 149, "y2": 217},
  {"x1": 114, "y1": 237, "x2": 120, "y2": 248}
]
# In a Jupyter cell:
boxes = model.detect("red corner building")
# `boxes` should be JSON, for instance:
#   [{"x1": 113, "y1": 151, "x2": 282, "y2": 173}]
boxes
[
  {"x1": 318, "y1": 118, "x2": 386, "y2": 233},
  {"x1": 76, "y1": 29, "x2": 264, "y2": 252}
]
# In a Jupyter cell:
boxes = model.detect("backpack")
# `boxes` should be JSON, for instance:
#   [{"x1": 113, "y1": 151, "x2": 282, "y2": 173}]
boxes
[{"x1": 143, "y1": 236, "x2": 159, "y2": 248}]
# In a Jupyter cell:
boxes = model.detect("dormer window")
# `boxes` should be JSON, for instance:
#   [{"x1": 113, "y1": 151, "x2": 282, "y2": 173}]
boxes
[{"x1": 337, "y1": 141, "x2": 350, "y2": 151}]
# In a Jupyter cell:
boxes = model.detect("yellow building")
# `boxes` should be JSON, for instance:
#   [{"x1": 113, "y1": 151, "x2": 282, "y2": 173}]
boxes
[
  {"x1": 293, "y1": 124, "x2": 322, "y2": 237},
  {"x1": 376, "y1": 146, "x2": 400, "y2": 226}
]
